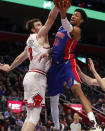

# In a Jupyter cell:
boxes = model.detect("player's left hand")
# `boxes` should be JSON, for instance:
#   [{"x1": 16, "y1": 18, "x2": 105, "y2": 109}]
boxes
[
  {"x1": 0, "y1": 64, "x2": 11, "y2": 72},
  {"x1": 38, "y1": 53, "x2": 49, "y2": 63}
]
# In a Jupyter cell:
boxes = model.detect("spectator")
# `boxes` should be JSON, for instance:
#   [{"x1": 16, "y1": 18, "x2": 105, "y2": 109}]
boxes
[
  {"x1": 70, "y1": 113, "x2": 85, "y2": 131},
  {"x1": 0, "y1": 81, "x2": 6, "y2": 97},
  {"x1": 65, "y1": 109, "x2": 73, "y2": 130},
  {"x1": 0, "y1": 119, "x2": 5, "y2": 131},
  {"x1": 101, "y1": 122, "x2": 105, "y2": 131},
  {"x1": 8, "y1": 111, "x2": 16, "y2": 130},
  {"x1": 1, "y1": 95, "x2": 7, "y2": 111},
  {"x1": 59, "y1": 103, "x2": 64, "y2": 116},
  {"x1": 0, "y1": 112, "x2": 5, "y2": 131},
  {"x1": 35, "y1": 121, "x2": 42, "y2": 131},
  {"x1": 42, "y1": 124, "x2": 47, "y2": 131},
  {"x1": 46, "y1": 119, "x2": 53, "y2": 131},
  {"x1": 4, "y1": 118, "x2": 11, "y2": 131},
  {"x1": 15, "y1": 113, "x2": 23, "y2": 131},
  {"x1": 4, "y1": 108, "x2": 10, "y2": 119},
  {"x1": 101, "y1": 104, "x2": 105, "y2": 113}
]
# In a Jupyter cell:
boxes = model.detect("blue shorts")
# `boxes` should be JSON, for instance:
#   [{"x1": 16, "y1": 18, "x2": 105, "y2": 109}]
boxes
[{"x1": 47, "y1": 59, "x2": 81, "y2": 96}]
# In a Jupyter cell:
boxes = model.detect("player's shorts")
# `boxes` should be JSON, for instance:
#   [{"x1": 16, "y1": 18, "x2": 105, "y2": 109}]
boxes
[
  {"x1": 23, "y1": 71, "x2": 47, "y2": 125},
  {"x1": 23, "y1": 71, "x2": 47, "y2": 108},
  {"x1": 47, "y1": 59, "x2": 81, "y2": 96}
]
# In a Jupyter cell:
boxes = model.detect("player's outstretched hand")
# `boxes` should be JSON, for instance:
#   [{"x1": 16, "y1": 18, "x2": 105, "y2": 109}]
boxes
[
  {"x1": 38, "y1": 53, "x2": 49, "y2": 63},
  {"x1": 88, "y1": 58, "x2": 95, "y2": 73},
  {"x1": 53, "y1": 0, "x2": 71, "y2": 11},
  {"x1": 0, "y1": 64, "x2": 10, "y2": 72}
]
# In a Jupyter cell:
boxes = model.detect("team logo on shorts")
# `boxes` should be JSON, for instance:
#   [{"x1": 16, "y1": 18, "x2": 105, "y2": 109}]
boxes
[{"x1": 33, "y1": 93, "x2": 43, "y2": 107}]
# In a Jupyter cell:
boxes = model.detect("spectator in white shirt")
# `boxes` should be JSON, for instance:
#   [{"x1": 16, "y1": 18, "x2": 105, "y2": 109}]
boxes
[{"x1": 70, "y1": 113, "x2": 85, "y2": 131}]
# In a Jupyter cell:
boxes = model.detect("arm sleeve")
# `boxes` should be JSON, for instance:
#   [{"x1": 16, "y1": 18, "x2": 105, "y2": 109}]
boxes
[{"x1": 61, "y1": 18, "x2": 73, "y2": 33}]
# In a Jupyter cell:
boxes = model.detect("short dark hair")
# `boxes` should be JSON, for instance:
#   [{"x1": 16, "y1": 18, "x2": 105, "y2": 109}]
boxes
[
  {"x1": 25, "y1": 18, "x2": 41, "y2": 33},
  {"x1": 75, "y1": 9, "x2": 88, "y2": 23}
]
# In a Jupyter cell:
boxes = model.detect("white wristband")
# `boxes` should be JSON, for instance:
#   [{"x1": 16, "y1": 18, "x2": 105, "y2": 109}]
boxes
[{"x1": 61, "y1": 18, "x2": 73, "y2": 33}]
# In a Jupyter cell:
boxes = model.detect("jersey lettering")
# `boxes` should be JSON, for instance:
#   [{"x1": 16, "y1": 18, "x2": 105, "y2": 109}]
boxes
[{"x1": 54, "y1": 38, "x2": 59, "y2": 46}]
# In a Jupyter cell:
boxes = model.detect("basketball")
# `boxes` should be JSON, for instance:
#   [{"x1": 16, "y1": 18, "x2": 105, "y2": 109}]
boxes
[
  {"x1": 53, "y1": 0, "x2": 71, "y2": 3},
  {"x1": 53, "y1": 0, "x2": 71, "y2": 9}
]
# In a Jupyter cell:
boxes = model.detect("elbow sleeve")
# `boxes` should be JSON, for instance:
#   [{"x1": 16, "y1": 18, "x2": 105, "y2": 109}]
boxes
[{"x1": 61, "y1": 18, "x2": 73, "y2": 33}]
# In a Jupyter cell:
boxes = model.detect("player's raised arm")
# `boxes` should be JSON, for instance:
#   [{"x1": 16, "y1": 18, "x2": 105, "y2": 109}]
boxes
[
  {"x1": 57, "y1": 1, "x2": 80, "y2": 40},
  {"x1": 88, "y1": 58, "x2": 105, "y2": 91},
  {"x1": 57, "y1": 1, "x2": 87, "y2": 41},
  {"x1": 38, "y1": 5, "x2": 59, "y2": 37},
  {"x1": 77, "y1": 65, "x2": 99, "y2": 86},
  {"x1": 0, "y1": 47, "x2": 28, "y2": 72}
]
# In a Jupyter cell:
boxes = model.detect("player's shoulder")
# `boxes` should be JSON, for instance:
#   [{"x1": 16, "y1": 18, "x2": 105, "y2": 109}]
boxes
[
  {"x1": 73, "y1": 26, "x2": 81, "y2": 33},
  {"x1": 28, "y1": 33, "x2": 37, "y2": 40},
  {"x1": 26, "y1": 33, "x2": 37, "y2": 46},
  {"x1": 27, "y1": 33, "x2": 37, "y2": 41}
]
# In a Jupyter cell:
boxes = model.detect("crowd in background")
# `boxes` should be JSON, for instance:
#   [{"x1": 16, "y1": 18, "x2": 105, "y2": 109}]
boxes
[
  {"x1": 0, "y1": 107, "x2": 91, "y2": 131},
  {"x1": 0, "y1": 41, "x2": 105, "y2": 130},
  {"x1": 46, "y1": 0, "x2": 105, "y2": 12},
  {"x1": 71, "y1": 0, "x2": 105, "y2": 12}
]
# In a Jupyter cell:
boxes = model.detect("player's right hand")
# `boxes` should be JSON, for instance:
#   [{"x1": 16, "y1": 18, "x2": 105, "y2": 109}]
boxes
[
  {"x1": 53, "y1": 0, "x2": 71, "y2": 11},
  {"x1": 88, "y1": 58, "x2": 95, "y2": 72},
  {"x1": 0, "y1": 64, "x2": 10, "y2": 72}
]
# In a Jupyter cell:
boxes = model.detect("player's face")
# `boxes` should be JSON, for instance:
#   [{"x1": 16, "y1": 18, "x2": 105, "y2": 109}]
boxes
[
  {"x1": 70, "y1": 11, "x2": 83, "y2": 26},
  {"x1": 33, "y1": 21, "x2": 43, "y2": 33}
]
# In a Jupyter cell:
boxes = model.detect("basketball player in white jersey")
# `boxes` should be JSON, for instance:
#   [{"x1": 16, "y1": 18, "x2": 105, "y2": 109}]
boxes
[{"x1": 0, "y1": 6, "x2": 59, "y2": 131}]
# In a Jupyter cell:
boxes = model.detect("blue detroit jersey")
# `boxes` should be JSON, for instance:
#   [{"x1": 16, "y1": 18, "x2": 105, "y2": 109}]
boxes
[
  {"x1": 48, "y1": 26, "x2": 81, "y2": 96},
  {"x1": 52, "y1": 26, "x2": 77, "y2": 62}
]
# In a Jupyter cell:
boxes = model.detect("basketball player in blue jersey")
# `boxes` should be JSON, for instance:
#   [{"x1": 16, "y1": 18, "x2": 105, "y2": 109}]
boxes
[{"x1": 39, "y1": 1, "x2": 98, "y2": 130}]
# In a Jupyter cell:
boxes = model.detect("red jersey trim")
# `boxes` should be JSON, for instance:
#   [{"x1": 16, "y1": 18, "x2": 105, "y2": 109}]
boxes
[
  {"x1": 64, "y1": 38, "x2": 77, "y2": 60},
  {"x1": 29, "y1": 69, "x2": 46, "y2": 76},
  {"x1": 70, "y1": 59, "x2": 81, "y2": 82}
]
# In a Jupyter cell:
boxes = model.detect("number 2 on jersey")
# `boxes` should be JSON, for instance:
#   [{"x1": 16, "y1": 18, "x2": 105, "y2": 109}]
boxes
[{"x1": 28, "y1": 47, "x2": 33, "y2": 61}]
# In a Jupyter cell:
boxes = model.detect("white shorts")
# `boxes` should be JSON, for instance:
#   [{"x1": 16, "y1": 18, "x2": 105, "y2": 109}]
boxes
[
  {"x1": 23, "y1": 71, "x2": 47, "y2": 106},
  {"x1": 23, "y1": 72, "x2": 47, "y2": 125}
]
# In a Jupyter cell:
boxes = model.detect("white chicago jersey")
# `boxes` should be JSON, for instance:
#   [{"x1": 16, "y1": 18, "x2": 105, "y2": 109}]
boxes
[{"x1": 26, "y1": 34, "x2": 51, "y2": 74}]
